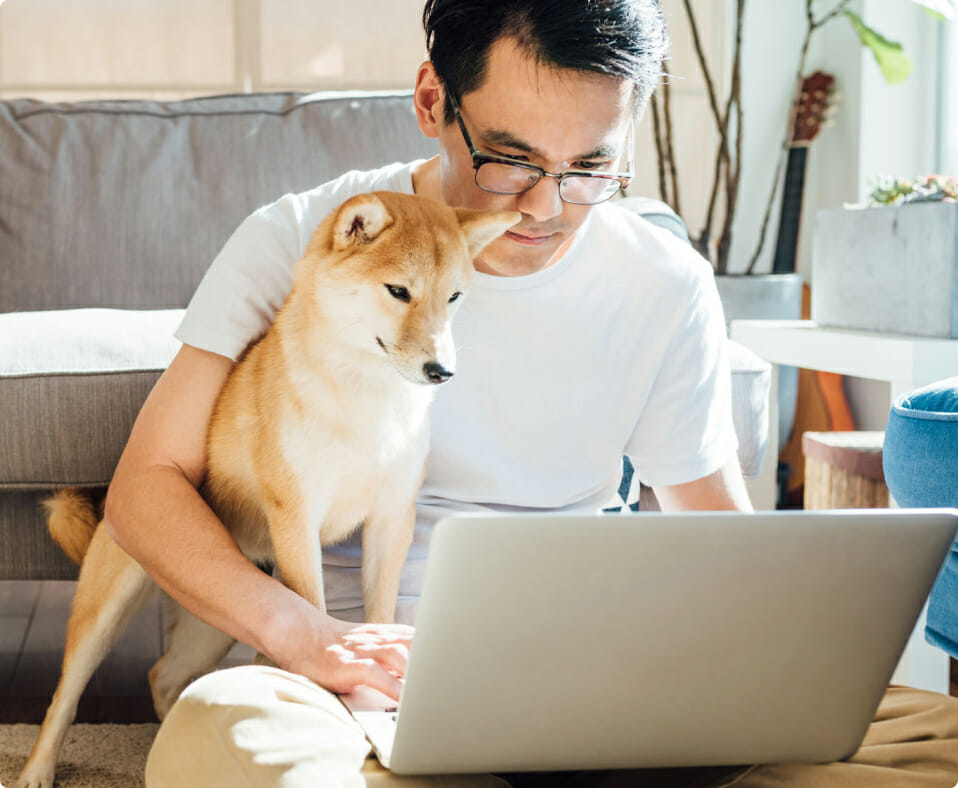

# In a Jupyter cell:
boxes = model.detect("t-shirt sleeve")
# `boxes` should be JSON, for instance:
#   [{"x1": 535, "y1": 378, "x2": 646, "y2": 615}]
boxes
[
  {"x1": 625, "y1": 269, "x2": 739, "y2": 488},
  {"x1": 174, "y1": 196, "x2": 307, "y2": 361}
]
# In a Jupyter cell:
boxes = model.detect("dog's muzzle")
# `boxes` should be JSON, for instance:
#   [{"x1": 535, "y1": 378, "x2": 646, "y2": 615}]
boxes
[{"x1": 423, "y1": 362, "x2": 454, "y2": 384}]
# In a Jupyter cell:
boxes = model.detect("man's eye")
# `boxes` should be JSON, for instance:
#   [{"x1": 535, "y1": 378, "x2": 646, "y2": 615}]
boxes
[
  {"x1": 573, "y1": 161, "x2": 611, "y2": 171},
  {"x1": 385, "y1": 284, "x2": 410, "y2": 303},
  {"x1": 448, "y1": 291, "x2": 462, "y2": 303},
  {"x1": 495, "y1": 150, "x2": 529, "y2": 163}
]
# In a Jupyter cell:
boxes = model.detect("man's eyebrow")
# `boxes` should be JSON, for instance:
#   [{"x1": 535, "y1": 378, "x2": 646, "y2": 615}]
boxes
[{"x1": 482, "y1": 127, "x2": 618, "y2": 161}]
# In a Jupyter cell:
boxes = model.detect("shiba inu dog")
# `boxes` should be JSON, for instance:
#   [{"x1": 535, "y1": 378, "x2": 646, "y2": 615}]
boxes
[{"x1": 18, "y1": 191, "x2": 520, "y2": 788}]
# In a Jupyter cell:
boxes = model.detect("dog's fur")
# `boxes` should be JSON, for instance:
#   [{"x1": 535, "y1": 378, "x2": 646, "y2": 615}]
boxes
[{"x1": 18, "y1": 191, "x2": 519, "y2": 788}]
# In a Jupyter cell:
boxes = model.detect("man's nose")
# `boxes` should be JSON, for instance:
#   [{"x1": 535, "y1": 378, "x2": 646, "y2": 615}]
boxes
[{"x1": 515, "y1": 175, "x2": 563, "y2": 223}]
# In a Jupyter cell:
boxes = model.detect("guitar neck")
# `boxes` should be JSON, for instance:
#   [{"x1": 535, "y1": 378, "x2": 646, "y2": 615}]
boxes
[{"x1": 771, "y1": 145, "x2": 809, "y2": 275}]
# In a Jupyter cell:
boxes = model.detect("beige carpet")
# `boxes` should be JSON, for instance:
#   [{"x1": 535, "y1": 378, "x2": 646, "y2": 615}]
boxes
[{"x1": 0, "y1": 724, "x2": 158, "y2": 788}]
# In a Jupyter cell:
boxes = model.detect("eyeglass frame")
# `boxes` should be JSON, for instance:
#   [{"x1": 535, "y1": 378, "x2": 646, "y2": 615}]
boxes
[{"x1": 446, "y1": 90, "x2": 634, "y2": 206}]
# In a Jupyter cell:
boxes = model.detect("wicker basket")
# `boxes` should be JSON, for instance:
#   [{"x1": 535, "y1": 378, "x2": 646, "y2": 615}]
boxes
[{"x1": 803, "y1": 431, "x2": 888, "y2": 509}]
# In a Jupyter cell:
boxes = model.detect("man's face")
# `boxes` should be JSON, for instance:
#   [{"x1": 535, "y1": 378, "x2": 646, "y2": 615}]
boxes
[{"x1": 426, "y1": 37, "x2": 635, "y2": 277}]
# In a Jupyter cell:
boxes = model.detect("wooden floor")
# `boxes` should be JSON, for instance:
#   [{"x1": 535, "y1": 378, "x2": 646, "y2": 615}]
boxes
[{"x1": 0, "y1": 580, "x2": 254, "y2": 724}]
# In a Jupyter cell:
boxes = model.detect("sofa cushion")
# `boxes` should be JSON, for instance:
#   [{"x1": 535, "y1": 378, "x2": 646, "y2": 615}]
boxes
[
  {"x1": 0, "y1": 309, "x2": 181, "y2": 488},
  {"x1": 0, "y1": 91, "x2": 436, "y2": 313}
]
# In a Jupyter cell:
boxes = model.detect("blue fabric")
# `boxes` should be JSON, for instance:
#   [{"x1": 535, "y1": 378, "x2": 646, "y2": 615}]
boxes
[{"x1": 883, "y1": 376, "x2": 958, "y2": 658}]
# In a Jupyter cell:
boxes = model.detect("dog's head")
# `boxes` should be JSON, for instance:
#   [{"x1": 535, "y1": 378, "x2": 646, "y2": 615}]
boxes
[{"x1": 301, "y1": 191, "x2": 518, "y2": 385}]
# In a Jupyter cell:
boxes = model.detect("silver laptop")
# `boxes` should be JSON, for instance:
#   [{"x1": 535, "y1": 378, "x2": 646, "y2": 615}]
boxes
[{"x1": 339, "y1": 509, "x2": 958, "y2": 775}]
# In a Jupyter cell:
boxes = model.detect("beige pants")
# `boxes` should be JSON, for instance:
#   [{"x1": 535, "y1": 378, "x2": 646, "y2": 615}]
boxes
[{"x1": 145, "y1": 666, "x2": 958, "y2": 788}]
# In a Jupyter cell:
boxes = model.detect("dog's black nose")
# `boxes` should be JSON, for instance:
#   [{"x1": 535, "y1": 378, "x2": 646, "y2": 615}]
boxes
[{"x1": 423, "y1": 362, "x2": 454, "y2": 384}]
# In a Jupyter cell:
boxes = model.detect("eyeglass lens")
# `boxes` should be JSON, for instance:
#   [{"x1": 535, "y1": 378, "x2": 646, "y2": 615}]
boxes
[{"x1": 475, "y1": 161, "x2": 622, "y2": 204}]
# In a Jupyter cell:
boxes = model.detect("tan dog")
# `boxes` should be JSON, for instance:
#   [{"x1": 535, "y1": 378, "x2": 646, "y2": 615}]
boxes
[{"x1": 18, "y1": 191, "x2": 519, "y2": 788}]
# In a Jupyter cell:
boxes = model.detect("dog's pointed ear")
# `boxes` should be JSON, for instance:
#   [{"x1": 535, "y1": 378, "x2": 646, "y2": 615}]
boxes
[
  {"x1": 454, "y1": 208, "x2": 521, "y2": 258},
  {"x1": 332, "y1": 193, "x2": 394, "y2": 251}
]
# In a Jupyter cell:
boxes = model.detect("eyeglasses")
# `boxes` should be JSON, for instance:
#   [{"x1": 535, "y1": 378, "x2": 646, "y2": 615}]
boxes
[{"x1": 448, "y1": 91, "x2": 633, "y2": 206}]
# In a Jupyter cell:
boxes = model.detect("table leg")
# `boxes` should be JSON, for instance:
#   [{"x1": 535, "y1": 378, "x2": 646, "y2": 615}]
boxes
[{"x1": 745, "y1": 364, "x2": 778, "y2": 511}]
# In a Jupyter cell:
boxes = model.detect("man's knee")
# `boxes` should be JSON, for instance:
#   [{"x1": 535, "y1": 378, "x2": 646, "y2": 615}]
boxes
[
  {"x1": 147, "y1": 665, "x2": 370, "y2": 788},
  {"x1": 176, "y1": 665, "x2": 353, "y2": 719}
]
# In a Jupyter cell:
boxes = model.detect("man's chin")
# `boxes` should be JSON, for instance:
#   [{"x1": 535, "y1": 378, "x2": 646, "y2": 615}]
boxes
[{"x1": 475, "y1": 236, "x2": 563, "y2": 277}]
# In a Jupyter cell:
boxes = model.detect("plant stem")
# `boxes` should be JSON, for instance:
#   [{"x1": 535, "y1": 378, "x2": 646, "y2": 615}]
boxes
[
  {"x1": 716, "y1": 0, "x2": 745, "y2": 273},
  {"x1": 682, "y1": 0, "x2": 729, "y2": 153},
  {"x1": 683, "y1": 0, "x2": 737, "y2": 265},
  {"x1": 650, "y1": 92, "x2": 670, "y2": 204},
  {"x1": 663, "y1": 77, "x2": 682, "y2": 216}
]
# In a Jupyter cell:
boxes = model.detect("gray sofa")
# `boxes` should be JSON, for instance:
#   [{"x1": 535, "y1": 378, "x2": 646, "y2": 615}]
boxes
[{"x1": 0, "y1": 90, "x2": 770, "y2": 581}]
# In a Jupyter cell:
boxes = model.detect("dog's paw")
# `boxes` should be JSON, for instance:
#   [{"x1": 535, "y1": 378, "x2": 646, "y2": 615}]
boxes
[{"x1": 17, "y1": 763, "x2": 55, "y2": 788}]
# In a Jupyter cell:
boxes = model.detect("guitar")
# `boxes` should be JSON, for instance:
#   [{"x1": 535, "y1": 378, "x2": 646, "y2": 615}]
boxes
[{"x1": 773, "y1": 72, "x2": 855, "y2": 503}]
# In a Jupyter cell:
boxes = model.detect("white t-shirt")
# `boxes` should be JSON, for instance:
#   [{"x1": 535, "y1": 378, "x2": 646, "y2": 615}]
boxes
[{"x1": 175, "y1": 160, "x2": 737, "y2": 624}]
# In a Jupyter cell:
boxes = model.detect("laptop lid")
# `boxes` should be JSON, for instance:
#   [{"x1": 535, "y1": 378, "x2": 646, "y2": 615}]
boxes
[{"x1": 382, "y1": 509, "x2": 957, "y2": 775}]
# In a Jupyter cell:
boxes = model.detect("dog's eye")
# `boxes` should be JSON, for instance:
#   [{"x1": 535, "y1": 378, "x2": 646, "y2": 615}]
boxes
[
  {"x1": 448, "y1": 292, "x2": 462, "y2": 303},
  {"x1": 385, "y1": 284, "x2": 410, "y2": 303}
]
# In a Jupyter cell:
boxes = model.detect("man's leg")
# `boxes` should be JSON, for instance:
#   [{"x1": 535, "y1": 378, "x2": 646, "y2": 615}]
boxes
[
  {"x1": 498, "y1": 686, "x2": 958, "y2": 788},
  {"x1": 144, "y1": 665, "x2": 509, "y2": 788},
  {"x1": 146, "y1": 672, "x2": 958, "y2": 788},
  {"x1": 734, "y1": 686, "x2": 958, "y2": 788}
]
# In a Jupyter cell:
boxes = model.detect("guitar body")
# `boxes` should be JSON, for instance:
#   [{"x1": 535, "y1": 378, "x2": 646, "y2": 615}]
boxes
[{"x1": 779, "y1": 284, "x2": 855, "y2": 497}]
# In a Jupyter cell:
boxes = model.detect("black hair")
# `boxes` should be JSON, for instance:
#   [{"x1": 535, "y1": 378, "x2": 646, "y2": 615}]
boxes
[{"x1": 422, "y1": 0, "x2": 669, "y2": 123}]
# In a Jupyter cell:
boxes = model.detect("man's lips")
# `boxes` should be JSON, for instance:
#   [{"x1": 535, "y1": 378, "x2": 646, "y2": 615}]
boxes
[{"x1": 505, "y1": 230, "x2": 558, "y2": 247}]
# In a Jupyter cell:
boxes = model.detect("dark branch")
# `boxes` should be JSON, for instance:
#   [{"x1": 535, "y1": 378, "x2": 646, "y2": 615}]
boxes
[
  {"x1": 663, "y1": 77, "x2": 681, "y2": 216},
  {"x1": 650, "y1": 92, "x2": 670, "y2": 204},
  {"x1": 682, "y1": 0, "x2": 730, "y2": 154}
]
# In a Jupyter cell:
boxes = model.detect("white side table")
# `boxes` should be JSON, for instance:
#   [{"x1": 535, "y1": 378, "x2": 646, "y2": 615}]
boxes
[{"x1": 730, "y1": 319, "x2": 958, "y2": 695}]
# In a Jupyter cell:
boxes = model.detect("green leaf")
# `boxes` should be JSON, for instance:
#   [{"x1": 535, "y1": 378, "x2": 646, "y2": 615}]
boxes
[
  {"x1": 910, "y1": 0, "x2": 956, "y2": 21},
  {"x1": 844, "y1": 10, "x2": 914, "y2": 84}
]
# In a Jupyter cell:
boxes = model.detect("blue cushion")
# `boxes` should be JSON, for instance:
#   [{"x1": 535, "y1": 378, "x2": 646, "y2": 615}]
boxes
[{"x1": 883, "y1": 376, "x2": 958, "y2": 658}]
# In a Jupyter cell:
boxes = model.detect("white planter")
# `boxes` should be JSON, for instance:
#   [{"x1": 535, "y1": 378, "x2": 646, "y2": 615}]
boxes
[
  {"x1": 812, "y1": 202, "x2": 958, "y2": 338},
  {"x1": 715, "y1": 273, "x2": 803, "y2": 445}
]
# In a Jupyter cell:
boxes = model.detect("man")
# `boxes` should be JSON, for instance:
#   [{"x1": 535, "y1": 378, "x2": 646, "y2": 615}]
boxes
[{"x1": 105, "y1": 1, "x2": 958, "y2": 786}]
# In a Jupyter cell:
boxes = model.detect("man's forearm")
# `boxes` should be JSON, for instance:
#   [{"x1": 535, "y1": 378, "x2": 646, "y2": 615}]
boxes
[
  {"x1": 653, "y1": 459, "x2": 754, "y2": 512},
  {"x1": 103, "y1": 465, "x2": 319, "y2": 663}
]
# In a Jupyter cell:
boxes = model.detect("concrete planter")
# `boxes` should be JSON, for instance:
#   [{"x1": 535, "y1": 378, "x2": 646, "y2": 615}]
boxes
[{"x1": 811, "y1": 202, "x2": 958, "y2": 338}]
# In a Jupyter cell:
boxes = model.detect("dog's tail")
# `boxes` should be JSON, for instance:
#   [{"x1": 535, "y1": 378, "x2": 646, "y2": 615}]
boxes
[{"x1": 42, "y1": 488, "x2": 104, "y2": 565}]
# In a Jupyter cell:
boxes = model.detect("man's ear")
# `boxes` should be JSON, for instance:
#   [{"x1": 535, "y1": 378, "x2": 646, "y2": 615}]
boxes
[
  {"x1": 332, "y1": 193, "x2": 394, "y2": 251},
  {"x1": 413, "y1": 61, "x2": 444, "y2": 139},
  {"x1": 455, "y1": 208, "x2": 521, "y2": 258}
]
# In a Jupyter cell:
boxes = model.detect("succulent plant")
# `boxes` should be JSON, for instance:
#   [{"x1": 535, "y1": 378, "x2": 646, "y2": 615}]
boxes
[{"x1": 866, "y1": 175, "x2": 958, "y2": 206}]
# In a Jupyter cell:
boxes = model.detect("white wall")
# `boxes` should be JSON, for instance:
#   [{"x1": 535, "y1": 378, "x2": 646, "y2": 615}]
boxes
[
  {"x1": 0, "y1": 0, "x2": 426, "y2": 100},
  {"x1": 811, "y1": 0, "x2": 943, "y2": 429},
  {"x1": 655, "y1": 0, "x2": 946, "y2": 429},
  {"x1": 941, "y1": 18, "x2": 958, "y2": 175}
]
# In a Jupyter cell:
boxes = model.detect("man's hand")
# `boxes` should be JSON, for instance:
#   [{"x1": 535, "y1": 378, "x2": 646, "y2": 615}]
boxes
[{"x1": 270, "y1": 612, "x2": 415, "y2": 702}]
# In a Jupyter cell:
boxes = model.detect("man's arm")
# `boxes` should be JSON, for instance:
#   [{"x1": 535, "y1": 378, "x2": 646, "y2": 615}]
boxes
[
  {"x1": 652, "y1": 459, "x2": 753, "y2": 512},
  {"x1": 103, "y1": 343, "x2": 410, "y2": 699}
]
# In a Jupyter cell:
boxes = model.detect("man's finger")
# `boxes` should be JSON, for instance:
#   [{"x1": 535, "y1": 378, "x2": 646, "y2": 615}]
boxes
[
  {"x1": 342, "y1": 630, "x2": 414, "y2": 647},
  {"x1": 354, "y1": 642, "x2": 409, "y2": 675},
  {"x1": 351, "y1": 623, "x2": 415, "y2": 640},
  {"x1": 344, "y1": 658, "x2": 404, "y2": 702}
]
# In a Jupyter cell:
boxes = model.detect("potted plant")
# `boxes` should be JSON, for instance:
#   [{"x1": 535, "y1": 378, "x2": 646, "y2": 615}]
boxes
[{"x1": 811, "y1": 175, "x2": 958, "y2": 337}]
